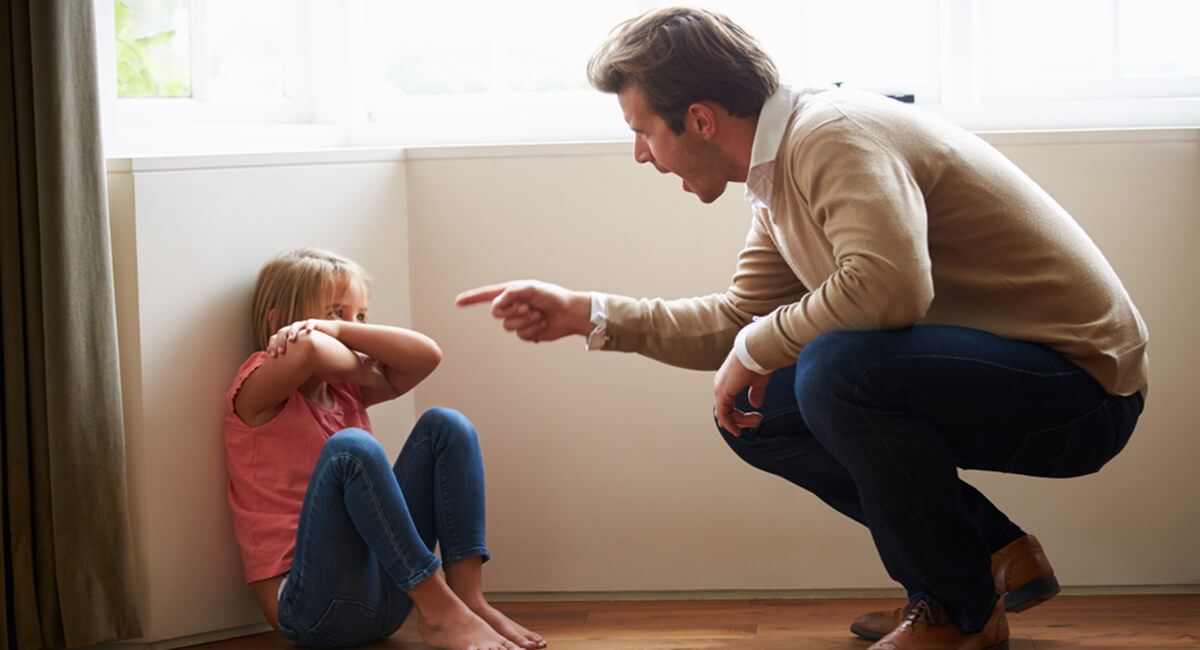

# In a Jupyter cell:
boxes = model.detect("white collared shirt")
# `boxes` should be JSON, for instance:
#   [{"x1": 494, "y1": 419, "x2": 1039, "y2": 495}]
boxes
[{"x1": 743, "y1": 83, "x2": 795, "y2": 211}]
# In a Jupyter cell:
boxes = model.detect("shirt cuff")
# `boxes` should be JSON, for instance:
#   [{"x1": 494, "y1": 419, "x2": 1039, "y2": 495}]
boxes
[
  {"x1": 734, "y1": 327, "x2": 771, "y2": 375},
  {"x1": 585, "y1": 291, "x2": 609, "y2": 351}
]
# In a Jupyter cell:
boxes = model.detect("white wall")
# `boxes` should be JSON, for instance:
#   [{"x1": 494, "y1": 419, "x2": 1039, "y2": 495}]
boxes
[
  {"x1": 107, "y1": 151, "x2": 417, "y2": 645},
  {"x1": 105, "y1": 129, "x2": 1200, "y2": 646}
]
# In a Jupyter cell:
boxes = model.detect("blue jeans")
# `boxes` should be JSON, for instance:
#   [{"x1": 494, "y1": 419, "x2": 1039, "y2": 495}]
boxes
[
  {"x1": 720, "y1": 325, "x2": 1143, "y2": 634},
  {"x1": 277, "y1": 407, "x2": 489, "y2": 648}
]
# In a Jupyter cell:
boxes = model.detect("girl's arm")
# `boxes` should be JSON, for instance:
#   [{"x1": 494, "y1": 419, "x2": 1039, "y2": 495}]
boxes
[
  {"x1": 233, "y1": 319, "x2": 441, "y2": 426},
  {"x1": 311, "y1": 320, "x2": 442, "y2": 404},
  {"x1": 232, "y1": 325, "x2": 370, "y2": 426}
]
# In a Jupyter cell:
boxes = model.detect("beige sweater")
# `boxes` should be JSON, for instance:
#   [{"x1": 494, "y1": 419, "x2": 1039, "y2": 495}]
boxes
[{"x1": 601, "y1": 88, "x2": 1149, "y2": 396}]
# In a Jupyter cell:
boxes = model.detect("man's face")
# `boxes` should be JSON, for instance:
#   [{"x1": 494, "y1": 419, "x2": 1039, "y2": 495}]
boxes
[{"x1": 617, "y1": 85, "x2": 732, "y2": 204}]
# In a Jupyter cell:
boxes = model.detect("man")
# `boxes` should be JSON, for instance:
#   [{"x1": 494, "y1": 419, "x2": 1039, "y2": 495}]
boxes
[{"x1": 456, "y1": 7, "x2": 1148, "y2": 650}]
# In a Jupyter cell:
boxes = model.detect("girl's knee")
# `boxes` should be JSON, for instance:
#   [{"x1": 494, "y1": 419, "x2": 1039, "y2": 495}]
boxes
[
  {"x1": 415, "y1": 407, "x2": 479, "y2": 447},
  {"x1": 324, "y1": 428, "x2": 385, "y2": 460}
]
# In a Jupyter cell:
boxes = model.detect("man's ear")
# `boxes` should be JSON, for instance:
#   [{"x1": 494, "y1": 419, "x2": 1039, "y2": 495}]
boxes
[{"x1": 686, "y1": 102, "x2": 718, "y2": 140}]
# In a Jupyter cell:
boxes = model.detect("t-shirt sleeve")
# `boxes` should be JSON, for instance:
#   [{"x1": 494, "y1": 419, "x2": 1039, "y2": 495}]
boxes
[{"x1": 226, "y1": 351, "x2": 268, "y2": 414}]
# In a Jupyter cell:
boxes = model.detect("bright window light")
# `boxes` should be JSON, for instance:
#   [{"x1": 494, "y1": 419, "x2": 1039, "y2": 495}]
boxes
[{"x1": 94, "y1": 0, "x2": 1200, "y2": 157}]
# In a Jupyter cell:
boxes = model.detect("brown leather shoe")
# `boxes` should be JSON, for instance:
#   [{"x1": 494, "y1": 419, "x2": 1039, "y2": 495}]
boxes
[
  {"x1": 850, "y1": 534, "x2": 1059, "y2": 641},
  {"x1": 867, "y1": 597, "x2": 1009, "y2": 650}
]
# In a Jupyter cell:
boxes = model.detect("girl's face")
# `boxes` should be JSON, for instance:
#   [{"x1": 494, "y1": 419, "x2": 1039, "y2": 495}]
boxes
[{"x1": 318, "y1": 278, "x2": 369, "y2": 323}]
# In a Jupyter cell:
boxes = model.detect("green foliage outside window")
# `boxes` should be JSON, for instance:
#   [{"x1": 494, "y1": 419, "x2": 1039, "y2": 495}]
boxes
[{"x1": 115, "y1": 0, "x2": 190, "y2": 98}]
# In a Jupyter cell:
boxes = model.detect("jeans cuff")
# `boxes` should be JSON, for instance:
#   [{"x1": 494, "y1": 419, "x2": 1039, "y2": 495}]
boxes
[
  {"x1": 442, "y1": 545, "x2": 491, "y2": 567},
  {"x1": 388, "y1": 555, "x2": 442, "y2": 591}
]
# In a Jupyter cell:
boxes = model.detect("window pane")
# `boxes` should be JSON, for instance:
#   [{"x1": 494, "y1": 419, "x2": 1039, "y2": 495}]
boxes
[
  {"x1": 366, "y1": 0, "x2": 643, "y2": 101},
  {"x1": 504, "y1": 0, "x2": 645, "y2": 93},
  {"x1": 204, "y1": 0, "x2": 289, "y2": 101},
  {"x1": 1118, "y1": 0, "x2": 1200, "y2": 78},
  {"x1": 977, "y1": 0, "x2": 1114, "y2": 83},
  {"x1": 114, "y1": 0, "x2": 191, "y2": 98},
  {"x1": 771, "y1": 0, "x2": 938, "y2": 90},
  {"x1": 368, "y1": 1, "x2": 493, "y2": 97}
]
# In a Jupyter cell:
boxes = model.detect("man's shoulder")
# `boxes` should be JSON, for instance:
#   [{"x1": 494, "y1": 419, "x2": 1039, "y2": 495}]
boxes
[
  {"x1": 781, "y1": 92, "x2": 883, "y2": 162},
  {"x1": 784, "y1": 88, "x2": 961, "y2": 161},
  {"x1": 786, "y1": 89, "x2": 846, "y2": 135}
]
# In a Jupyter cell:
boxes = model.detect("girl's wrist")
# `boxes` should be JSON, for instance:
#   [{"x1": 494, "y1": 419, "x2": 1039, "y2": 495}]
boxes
[{"x1": 313, "y1": 319, "x2": 342, "y2": 340}]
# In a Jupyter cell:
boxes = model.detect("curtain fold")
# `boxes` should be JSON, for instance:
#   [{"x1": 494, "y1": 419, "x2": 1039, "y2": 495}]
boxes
[{"x1": 1, "y1": 1, "x2": 142, "y2": 648}]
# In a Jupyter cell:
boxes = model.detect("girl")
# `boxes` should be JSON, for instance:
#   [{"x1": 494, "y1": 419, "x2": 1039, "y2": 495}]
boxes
[{"x1": 223, "y1": 248, "x2": 545, "y2": 650}]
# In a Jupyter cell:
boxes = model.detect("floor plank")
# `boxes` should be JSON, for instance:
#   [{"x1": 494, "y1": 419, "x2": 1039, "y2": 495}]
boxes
[{"x1": 185, "y1": 594, "x2": 1200, "y2": 649}]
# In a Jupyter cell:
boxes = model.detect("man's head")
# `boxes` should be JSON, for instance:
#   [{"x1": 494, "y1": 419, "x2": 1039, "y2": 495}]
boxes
[{"x1": 587, "y1": 7, "x2": 779, "y2": 134}]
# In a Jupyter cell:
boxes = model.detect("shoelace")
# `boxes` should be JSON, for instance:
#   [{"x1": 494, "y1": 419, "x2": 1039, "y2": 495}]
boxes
[{"x1": 902, "y1": 599, "x2": 949, "y2": 628}]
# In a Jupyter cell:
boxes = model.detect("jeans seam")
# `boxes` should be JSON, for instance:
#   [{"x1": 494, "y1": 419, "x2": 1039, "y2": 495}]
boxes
[
  {"x1": 436, "y1": 439, "x2": 460, "y2": 551},
  {"x1": 361, "y1": 453, "x2": 412, "y2": 569},
  {"x1": 856, "y1": 352, "x2": 1082, "y2": 379},
  {"x1": 333, "y1": 451, "x2": 415, "y2": 578}
]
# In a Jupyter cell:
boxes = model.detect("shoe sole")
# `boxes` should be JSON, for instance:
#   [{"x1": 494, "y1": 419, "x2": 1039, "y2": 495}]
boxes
[
  {"x1": 849, "y1": 622, "x2": 888, "y2": 642},
  {"x1": 1005, "y1": 575, "x2": 1061, "y2": 613},
  {"x1": 848, "y1": 576, "x2": 1061, "y2": 642}
]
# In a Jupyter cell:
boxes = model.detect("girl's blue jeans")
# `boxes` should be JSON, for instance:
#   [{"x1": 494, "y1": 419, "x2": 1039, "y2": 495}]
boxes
[
  {"x1": 719, "y1": 325, "x2": 1143, "y2": 635},
  {"x1": 277, "y1": 407, "x2": 489, "y2": 648}
]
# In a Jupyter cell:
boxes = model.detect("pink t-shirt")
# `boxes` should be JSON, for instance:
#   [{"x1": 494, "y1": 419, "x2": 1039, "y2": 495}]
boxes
[{"x1": 223, "y1": 351, "x2": 374, "y2": 583}]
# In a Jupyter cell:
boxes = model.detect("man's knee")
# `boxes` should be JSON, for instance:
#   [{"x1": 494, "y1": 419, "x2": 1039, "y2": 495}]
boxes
[
  {"x1": 795, "y1": 331, "x2": 872, "y2": 402},
  {"x1": 714, "y1": 413, "x2": 804, "y2": 476}
]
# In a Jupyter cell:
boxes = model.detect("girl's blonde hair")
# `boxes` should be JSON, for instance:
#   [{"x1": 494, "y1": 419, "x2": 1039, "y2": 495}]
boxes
[{"x1": 250, "y1": 248, "x2": 370, "y2": 350}]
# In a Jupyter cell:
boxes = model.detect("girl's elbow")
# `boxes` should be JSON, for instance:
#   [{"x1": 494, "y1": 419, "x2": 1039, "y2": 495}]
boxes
[
  {"x1": 422, "y1": 335, "x2": 443, "y2": 367},
  {"x1": 425, "y1": 343, "x2": 443, "y2": 373}
]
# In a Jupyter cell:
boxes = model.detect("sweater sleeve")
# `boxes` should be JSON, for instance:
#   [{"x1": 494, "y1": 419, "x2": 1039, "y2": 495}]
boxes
[
  {"x1": 741, "y1": 118, "x2": 935, "y2": 370},
  {"x1": 600, "y1": 208, "x2": 808, "y2": 370}
]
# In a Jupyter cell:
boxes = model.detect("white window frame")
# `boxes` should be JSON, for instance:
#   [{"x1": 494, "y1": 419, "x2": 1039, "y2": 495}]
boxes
[{"x1": 93, "y1": 0, "x2": 1200, "y2": 157}]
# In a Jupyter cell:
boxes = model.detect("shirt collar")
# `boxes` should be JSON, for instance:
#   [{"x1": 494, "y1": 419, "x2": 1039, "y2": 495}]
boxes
[{"x1": 744, "y1": 83, "x2": 796, "y2": 209}]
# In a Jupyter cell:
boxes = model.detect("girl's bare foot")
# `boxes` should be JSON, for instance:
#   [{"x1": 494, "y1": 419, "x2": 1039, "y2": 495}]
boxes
[
  {"x1": 409, "y1": 574, "x2": 518, "y2": 650},
  {"x1": 444, "y1": 557, "x2": 547, "y2": 649},
  {"x1": 416, "y1": 607, "x2": 518, "y2": 650},
  {"x1": 463, "y1": 598, "x2": 547, "y2": 649}
]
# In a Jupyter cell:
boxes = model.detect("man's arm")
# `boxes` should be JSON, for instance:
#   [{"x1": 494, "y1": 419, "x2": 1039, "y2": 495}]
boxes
[
  {"x1": 598, "y1": 211, "x2": 808, "y2": 370},
  {"x1": 738, "y1": 119, "x2": 935, "y2": 371},
  {"x1": 455, "y1": 211, "x2": 808, "y2": 371}
]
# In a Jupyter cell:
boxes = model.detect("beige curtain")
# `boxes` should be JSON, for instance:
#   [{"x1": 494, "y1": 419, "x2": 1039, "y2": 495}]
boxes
[{"x1": 1, "y1": 0, "x2": 142, "y2": 648}]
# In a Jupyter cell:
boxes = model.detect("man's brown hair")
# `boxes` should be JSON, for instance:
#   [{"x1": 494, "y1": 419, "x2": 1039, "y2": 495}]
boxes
[{"x1": 587, "y1": 7, "x2": 779, "y2": 133}]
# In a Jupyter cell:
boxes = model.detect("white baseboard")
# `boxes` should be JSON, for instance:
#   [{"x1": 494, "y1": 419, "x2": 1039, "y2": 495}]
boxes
[
  {"x1": 486, "y1": 583, "x2": 1200, "y2": 603},
  {"x1": 89, "y1": 622, "x2": 273, "y2": 650}
]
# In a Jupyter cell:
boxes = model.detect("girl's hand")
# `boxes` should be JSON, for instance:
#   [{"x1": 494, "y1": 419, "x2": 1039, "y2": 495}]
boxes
[
  {"x1": 267, "y1": 319, "x2": 346, "y2": 357},
  {"x1": 266, "y1": 319, "x2": 313, "y2": 358}
]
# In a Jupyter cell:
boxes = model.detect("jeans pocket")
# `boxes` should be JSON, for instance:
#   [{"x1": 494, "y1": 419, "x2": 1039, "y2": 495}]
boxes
[{"x1": 306, "y1": 598, "x2": 381, "y2": 648}]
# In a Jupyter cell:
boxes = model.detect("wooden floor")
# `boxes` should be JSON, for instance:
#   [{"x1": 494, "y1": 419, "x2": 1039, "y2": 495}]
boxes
[{"x1": 190, "y1": 594, "x2": 1200, "y2": 650}]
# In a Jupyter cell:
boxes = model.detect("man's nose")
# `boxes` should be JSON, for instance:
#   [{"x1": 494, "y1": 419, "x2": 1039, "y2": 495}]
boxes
[{"x1": 633, "y1": 138, "x2": 654, "y2": 165}]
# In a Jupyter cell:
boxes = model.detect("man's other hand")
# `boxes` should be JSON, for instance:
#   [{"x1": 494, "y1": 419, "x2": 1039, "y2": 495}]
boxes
[{"x1": 713, "y1": 348, "x2": 769, "y2": 436}]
